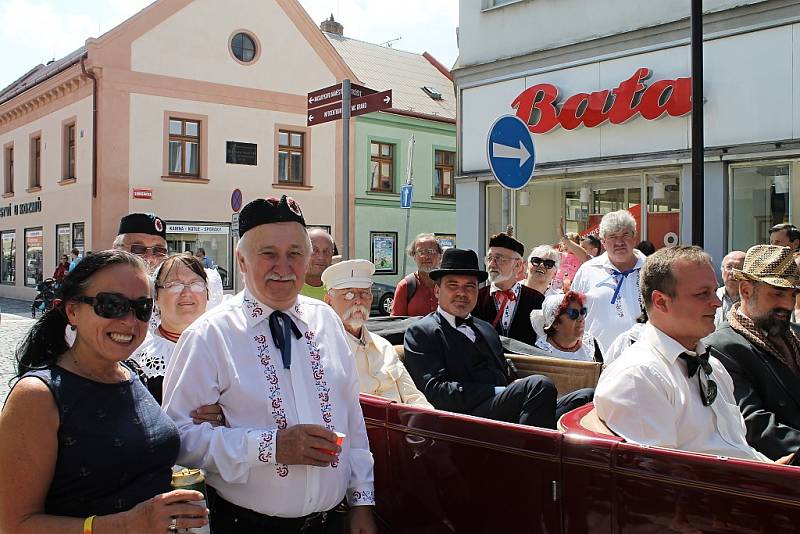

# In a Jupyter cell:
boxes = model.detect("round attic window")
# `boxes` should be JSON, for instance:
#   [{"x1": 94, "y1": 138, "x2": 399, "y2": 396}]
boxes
[{"x1": 230, "y1": 32, "x2": 257, "y2": 63}]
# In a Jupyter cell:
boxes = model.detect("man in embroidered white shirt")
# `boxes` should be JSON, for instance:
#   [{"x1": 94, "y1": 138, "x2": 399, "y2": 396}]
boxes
[
  {"x1": 595, "y1": 246, "x2": 793, "y2": 464},
  {"x1": 163, "y1": 196, "x2": 376, "y2": 534},
  {"x1": 571, "y1": 210, "x2": 646, "y2": 352},
  {"x1": 322, "y1": 259, "x2": 432, "y2": 408}
]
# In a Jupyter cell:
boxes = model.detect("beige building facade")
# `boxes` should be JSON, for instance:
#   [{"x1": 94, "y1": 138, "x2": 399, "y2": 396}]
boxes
[{"x1": 0, "y1": 0, "x2": 359, "y2": 299}]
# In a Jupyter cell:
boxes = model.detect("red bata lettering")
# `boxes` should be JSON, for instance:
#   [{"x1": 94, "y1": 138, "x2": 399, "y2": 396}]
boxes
[{"x1": 511, "y1": 68, "x2": 692, "y2": 134}]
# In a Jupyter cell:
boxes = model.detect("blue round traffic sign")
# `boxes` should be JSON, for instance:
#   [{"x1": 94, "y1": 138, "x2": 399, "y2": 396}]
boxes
[
  {"x1": 486, "y1": 115, "x2": 536, "y2": 190},
  {"x1": 231, "y1": 188, "x2": 243, "y2": 212}
]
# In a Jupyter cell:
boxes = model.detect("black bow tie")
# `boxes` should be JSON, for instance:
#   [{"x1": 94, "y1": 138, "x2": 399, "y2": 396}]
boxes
[
  {"x1": 679, "y1": 351, "x2": 713, "y2": 378},
  {"x1": 679, "y1": 351, "x2": 718, "y2": 406},
  {"x1": 455, "y1": 316, "x2": 474, "y2": 328},
  {"x1": 268, "y1": 311, "x2": 302, "y2": 369}
]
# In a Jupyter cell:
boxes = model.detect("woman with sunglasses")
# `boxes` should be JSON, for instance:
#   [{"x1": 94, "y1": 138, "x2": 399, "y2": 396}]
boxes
[
  {"x1": 524, "y1": 245, "x2": 562, "y2": 296},
  {"x1": 131, "y1": 253, "x2": 209, "y2": 405},
  {"x1": 0, "y1": 250, "x2": 208, "y2": 533},
  {"x1": 530, "y1": 292, "x2": 602, "y2": 362}
]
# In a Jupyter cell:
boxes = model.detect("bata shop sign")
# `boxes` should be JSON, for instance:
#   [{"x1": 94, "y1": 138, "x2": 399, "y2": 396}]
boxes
[{"x1": 512, "y1": 67, "x2": 692, "y2": 134}]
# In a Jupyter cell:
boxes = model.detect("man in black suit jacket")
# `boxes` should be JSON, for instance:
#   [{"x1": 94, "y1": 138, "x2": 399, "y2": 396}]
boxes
[
  {"x1": 704, "y1": 244, "x2": 800, "y2": 460},
  {"x1": 403, "y1": 248, "x2": 593, "y2": 429},
  {"x1": 472, "y1": 233, "x2": 543, "y2": 346}
]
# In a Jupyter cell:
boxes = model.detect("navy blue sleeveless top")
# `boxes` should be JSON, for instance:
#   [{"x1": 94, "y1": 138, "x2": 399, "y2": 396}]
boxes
[{"x1": 21, "y1": 364, "x2": 180, "y2": 517}]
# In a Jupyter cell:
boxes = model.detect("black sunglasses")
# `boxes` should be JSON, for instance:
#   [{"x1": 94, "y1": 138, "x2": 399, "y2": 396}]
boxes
[
  {"x1": 129, "y1": 244, "x2": 168, "y2": 257},
  {"x1": 75, "y1": 292, "x2": 154, "y2": 322},
  {"x1": 530, "y1": 257, "x2": 556, "y2": 270},
  {"x1": 561, "y1": 307, "x2": 588, "y2": 320}
]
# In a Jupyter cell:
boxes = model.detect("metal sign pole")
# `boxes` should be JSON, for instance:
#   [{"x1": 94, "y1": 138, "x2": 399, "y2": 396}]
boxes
[
  {"x1": 691, "y1": 0, "x2": 704, "y2": 246},
  {"x1": 401, "y1": 135, "x2": 416, "y2": 277},
  {"x1": 342, "y1": 79, "x2": 351, "y2": 259}
]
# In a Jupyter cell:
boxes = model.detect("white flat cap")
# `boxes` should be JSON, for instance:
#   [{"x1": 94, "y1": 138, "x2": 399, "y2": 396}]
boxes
[{"x1": 321, "y1": 259, "x2": 375, "y2": 290}]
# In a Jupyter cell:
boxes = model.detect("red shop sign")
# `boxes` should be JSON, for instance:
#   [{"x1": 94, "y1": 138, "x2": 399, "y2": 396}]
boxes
[{"x1": 512, "y1": 67, "x2": 692, "y2": 134}]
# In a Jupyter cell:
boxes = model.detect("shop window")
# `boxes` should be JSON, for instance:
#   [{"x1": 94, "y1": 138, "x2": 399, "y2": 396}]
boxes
[
  {"x1": 56, "y1": 224, "x2": 71, "y2": 266},
  {"x1": 646, "y1": 173, "x2": 681, "y2": 249},
  {"x1": 169, "y1": 118, "x2": 200, "y2": 177},
  {"x1": 730, "y1": 163, "x2": 791, "y2": 251},
  {"x1": 4, "y1": 145, "x2": 13, "y2": 194},
  {"x1": 72, "y1": 223, "x2": 85, "y2": 255},
  {"x1": 277, "y1": 130, "x2": 305, "y2": 184},
  {"x1": 24, "y1": 227, "x2": 43, "y2": 287},
  {"x1": 165, "y1": 223, "x2": 233, "y2": 290},
  {"x1": 434, "y1": 150, "x2": 455, "y2": 198},
  {"x1": 1, "y1": 231, "x2": 15, "y2": 284},
  {"x1": 370, "y1": 142, "x2": 394, "y2": 192},
  {"x1": 30, "y1": 135, "x2": 41, "y2": 189},
  {"x1": 63, "y1": 123, "x2": 76, "y2": 181}
]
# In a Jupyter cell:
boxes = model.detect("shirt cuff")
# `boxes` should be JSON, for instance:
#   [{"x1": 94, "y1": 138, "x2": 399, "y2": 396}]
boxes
[
  {"x1": 347, "y1": 485, "x2": 376, "y2": 506},
  {"x1": 247, "y1": 428, "x2": 278, "y2": 465},
  {"x1": 494, "y1": 386, "x2": 506, "y2": 395}
]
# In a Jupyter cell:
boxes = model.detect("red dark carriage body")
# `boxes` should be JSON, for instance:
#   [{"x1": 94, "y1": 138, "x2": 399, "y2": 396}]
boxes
[{"x1": 359, "y1": 396, "x2": 800, "y2": 533}]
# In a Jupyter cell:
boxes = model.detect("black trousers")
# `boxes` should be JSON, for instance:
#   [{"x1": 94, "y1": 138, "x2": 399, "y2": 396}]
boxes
[
  {"x1": 471, "y1": 375, "x2": 594, "y2": 429},
  {"x1": 209, "y1": 489, "x2": 346, "y2": 534}
]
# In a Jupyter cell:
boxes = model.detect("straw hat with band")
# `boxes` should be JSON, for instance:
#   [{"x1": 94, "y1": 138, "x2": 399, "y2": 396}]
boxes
[{"x1": 732, "y1": 244, "x2": 800, "y2": 289}]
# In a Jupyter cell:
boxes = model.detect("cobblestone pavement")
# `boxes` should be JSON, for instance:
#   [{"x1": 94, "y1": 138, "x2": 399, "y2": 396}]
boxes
[{"x1": 1, "y1": 299, "x2": 35, "y2": 403}]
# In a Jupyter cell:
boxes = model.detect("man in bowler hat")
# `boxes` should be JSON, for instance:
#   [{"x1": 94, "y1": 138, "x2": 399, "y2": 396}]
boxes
[{"x1": 403, "y1": 248, "x2": 593, "y2": 429}]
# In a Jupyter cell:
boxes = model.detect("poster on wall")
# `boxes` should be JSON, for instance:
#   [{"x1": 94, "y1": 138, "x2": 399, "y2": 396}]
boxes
[
  {"x1": 435, "y1": 234, "x2": 456, "y2": 250},
  {"x1": 72, "y1": 223, "x2": 85, "y2": 255},
  {"x1": 371, "y1": 232, "x2": 397, "y2": 274},
  {"x1": 25, "y1": 228, "x2": 43, "y2": 287}
]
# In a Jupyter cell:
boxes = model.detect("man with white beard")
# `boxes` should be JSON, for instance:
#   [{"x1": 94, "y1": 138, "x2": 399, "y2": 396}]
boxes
[
  {"x1": 473, "y1": 233, "x2": 544, "y2": 346},
  {"x1": 322, "y1": 260, "x2": 432, "y2": 408}
]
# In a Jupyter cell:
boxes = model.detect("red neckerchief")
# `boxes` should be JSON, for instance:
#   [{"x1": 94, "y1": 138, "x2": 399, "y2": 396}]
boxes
[{"x1": 492, "y1": 289, "x2": 517, "y2": 328}]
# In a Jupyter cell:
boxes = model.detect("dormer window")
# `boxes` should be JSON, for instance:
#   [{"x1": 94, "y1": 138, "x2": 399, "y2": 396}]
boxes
[{"x1": 421, "y1": 86, "x2": 443, "y2": 100}]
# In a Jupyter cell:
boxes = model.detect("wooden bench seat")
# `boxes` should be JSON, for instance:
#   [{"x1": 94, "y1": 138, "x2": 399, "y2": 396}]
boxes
[{"x1": 393, "y1": 346, "x2": 602, "y2": 396}]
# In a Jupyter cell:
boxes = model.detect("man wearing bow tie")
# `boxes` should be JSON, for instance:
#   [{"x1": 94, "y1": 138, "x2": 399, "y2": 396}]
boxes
[
  {"x1": 473, "y1": 233, "x2": 544, "y2": 346},
  {"x1": 404, "y1": 248, "x2": 592, "y2": 429},
  {"x1": 163, "y1": 196, "x2": 376, "y2": 533},
  {"x1": 594, "y1": 246, "x2": 790, "y2": 463}
]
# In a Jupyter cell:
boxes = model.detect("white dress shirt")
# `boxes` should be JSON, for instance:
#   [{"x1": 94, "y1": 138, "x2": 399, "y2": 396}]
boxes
[
  {"x1": 571, "y1": 250, "x2": 646, "y2": 353},
  {"x1": 162, "y1": 289, "x2": 375, "y2": 517},
  {"x1": 602, "y1": 322, "x2": 646, "y2": 367},
  {"x1": 345, "y1": 327, "x2": 433, "y2": 408},
  {"x1": 595, "y1": 323, "x2": 769, "y2": 462}
]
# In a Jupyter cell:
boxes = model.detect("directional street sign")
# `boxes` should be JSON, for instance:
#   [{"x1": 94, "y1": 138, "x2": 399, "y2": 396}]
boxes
[
  {"x1": 400, "y1": 184, "x2": 413, "y2": 209},
  {"x1": 307, "y1": 82, "x2": 376, "y2": 110},
  {"x1": 307, "y1": 89, "x2": 393, "y2": 126},
  {"x1": 486, "y1": 115, "x2": 536, "y2": 190}
]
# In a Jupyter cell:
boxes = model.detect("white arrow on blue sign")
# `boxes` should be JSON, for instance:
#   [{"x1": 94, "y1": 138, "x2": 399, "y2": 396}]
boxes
[
  {"x1": 400, "y1": 184, "x2": 413, "y2": 209},
  {"x1": 486, "y1": 115, "x2": 536, "y2": 190}
]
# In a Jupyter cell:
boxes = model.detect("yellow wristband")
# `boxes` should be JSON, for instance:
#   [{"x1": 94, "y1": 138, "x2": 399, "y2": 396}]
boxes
[{"x1": 83, "y1": 515, "x2": 95, "y2": 534}]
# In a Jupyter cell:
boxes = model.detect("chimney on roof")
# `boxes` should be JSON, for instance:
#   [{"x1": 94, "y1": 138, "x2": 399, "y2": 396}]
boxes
[{"x1": 320, "y1": 14, "x2": 343, "y2": 36}]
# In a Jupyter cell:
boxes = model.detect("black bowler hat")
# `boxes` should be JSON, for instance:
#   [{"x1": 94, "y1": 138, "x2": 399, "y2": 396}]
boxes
[
  {"x1": 239, "y1": 195, "x2": 306, "y2": 236},
  {"x1": 488, "y1": 233, "x2": 525, "y2": 257},
  {"x1": 118, "y1": 213, "x2": 166, "y2": 240},
  {"x1": 429, "y1": 248, "x2": 488, "y2": 283}
]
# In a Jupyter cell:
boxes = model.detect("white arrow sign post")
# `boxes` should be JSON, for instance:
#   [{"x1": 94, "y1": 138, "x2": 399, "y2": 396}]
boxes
[{"x1": 491, "y1": 141, "x2": 531, "y2": 167}]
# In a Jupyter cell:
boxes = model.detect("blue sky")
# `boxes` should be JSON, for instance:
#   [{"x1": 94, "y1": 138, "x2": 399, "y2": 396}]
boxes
[{"x1": 0, "y1": 0, "x2": 458, "y2": 90}]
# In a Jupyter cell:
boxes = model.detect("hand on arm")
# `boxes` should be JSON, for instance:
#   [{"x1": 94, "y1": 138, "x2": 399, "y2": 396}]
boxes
[{"x1": 190, "y1": 404, "x2": 225, "y2": 427}]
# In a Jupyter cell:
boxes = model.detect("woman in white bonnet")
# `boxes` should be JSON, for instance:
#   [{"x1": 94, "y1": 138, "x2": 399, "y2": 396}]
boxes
[{"x1": 530, "y1": 291, "x2": 602, "y2": 362}]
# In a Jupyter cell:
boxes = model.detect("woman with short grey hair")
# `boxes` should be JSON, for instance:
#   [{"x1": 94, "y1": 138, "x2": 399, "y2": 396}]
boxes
[{"x1": 524, "y1": 245, "x2": 562, "y2": 296}]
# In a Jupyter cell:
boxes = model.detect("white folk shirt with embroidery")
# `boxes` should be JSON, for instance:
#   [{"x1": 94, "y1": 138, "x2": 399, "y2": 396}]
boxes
[
  {"x1": 345, "y1": 327, "x2": 433, "y2": 409},
  {"x1": 489, "y1": 281, "x2": 522, "y2": 335},
  {"x1": 131, "y1": 331, "x2": 175, "y2": 379},
  {"x1": 570, "y1": 250, "x2": 645, "y2": 353},
  {"x1": 595, "y1": 323, "x2": 769, "y2": 462},
  {"x1": 162, "y1": 289, "x2": 375, "y2": 517}
]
